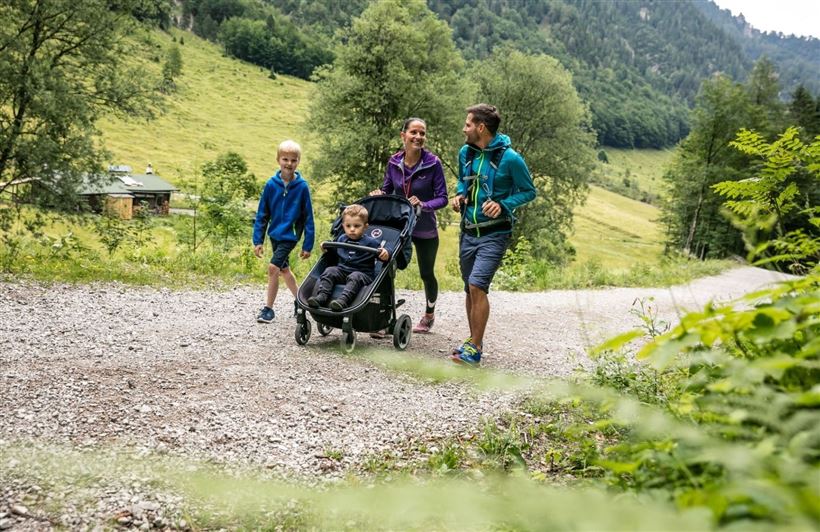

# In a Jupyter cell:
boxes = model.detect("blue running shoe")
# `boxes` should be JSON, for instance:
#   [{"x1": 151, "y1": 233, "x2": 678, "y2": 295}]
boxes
[
  {"x1": 257, "y1": 306, "x2": 274, "y2": 323},
  {"x1": 451, "y1": 341, "x2": 481, "y2": 367},
  {"x1": 450, "y1": 337, "x2": 472, "y2": 356}
]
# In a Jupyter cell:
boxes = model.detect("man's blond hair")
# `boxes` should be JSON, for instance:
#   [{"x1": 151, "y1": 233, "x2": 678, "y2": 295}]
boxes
[
  {"x1": 342, "y1": 204, "x2": 368, "y2": 223},
  {"x1": 277, "y1": 139, "x2": 302, "y2": 159}
]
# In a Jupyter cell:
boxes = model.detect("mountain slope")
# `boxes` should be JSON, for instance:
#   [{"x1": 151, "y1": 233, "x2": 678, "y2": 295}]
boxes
[
  {"x1": 693, "y1": 0, "x2": 820, "y2": 95},
  {"x1": 266, "y1": 0, "x2": 818, "y2": 148},
  {"x1": 98, "y1": 29, "x2": 315, "y2": 184}
]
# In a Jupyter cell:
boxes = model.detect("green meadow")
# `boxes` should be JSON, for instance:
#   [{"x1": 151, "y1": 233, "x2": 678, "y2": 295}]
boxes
[
  {"x1": 98, "y1": 29, "x2": 316, "y2": 185},
  {"x1": 601, "y1": 147, "x2": 675, "y2": 197},
  {"x1": 572, "y1": 185, "x2": 663, "y2": 268}
]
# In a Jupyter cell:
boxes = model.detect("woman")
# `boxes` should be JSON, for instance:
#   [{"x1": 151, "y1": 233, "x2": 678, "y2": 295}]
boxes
[{"x1": 371, "y1": 117, "x2": 448, "y2": 334}]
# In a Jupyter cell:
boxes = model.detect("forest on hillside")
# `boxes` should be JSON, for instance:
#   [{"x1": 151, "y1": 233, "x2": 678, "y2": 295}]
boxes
[{"x1": 252, "y1": 0, "x2": 819, "y2": 148}]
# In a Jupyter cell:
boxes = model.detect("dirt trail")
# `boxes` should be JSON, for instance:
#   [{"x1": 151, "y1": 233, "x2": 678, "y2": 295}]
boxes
[{"x1": 0, "y1": 266, "x2": 791, "y2": 477}]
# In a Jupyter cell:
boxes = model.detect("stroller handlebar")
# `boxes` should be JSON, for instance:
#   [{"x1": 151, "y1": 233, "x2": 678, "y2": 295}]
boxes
[{"x1": 321, "y1": 241, "x2": 385, "y2": 254}]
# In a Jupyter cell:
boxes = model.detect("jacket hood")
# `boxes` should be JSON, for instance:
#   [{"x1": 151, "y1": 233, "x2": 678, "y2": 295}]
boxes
[
  {"x1": 487, "y1": 133, "x2": 511, "y2": 151},
  {"x1": 464, "y1": 133, "x2": 511, "y2": 155},
  {"x1": 272, "y1": 170, "x2": 305, "y2": 187}
]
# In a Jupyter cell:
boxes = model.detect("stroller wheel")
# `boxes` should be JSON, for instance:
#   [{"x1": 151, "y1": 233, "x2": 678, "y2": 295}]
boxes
[
  {"x1": 295, "y1": 320, "x2": 312, "y2": 345},
  {"x1": 317, "y1": 323, "x2": 333, "y2": 336},
  {"x1": 393, "y1": 314, "x2": 412, "y2": 351},
  {"x1": 341, "y1": 329, "x2": 356, "y2": 353}
]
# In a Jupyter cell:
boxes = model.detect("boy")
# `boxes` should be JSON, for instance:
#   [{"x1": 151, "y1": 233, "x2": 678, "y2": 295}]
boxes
[
  {"x1": 307, "y1": 204, "x2": 389, "y2": 311},
  {"x1": 252, "y1": 140, "x2": 315, "y2": 323}
]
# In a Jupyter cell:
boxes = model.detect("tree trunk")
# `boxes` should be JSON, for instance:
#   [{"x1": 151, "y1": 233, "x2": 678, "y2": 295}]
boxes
[{"x1": 684, "y1": 185, "x2": 705, "y2": 255}]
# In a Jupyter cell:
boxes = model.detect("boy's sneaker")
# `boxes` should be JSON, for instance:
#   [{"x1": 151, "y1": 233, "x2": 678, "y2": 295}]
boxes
[
  {"x1": 257, "y1": 306, "x2": 275, "y2": 323},
  {"x1": 307, "y1": 295, "x2": 328, "y2": 308},
  {"x1": 451, "y1": 341, "x2": 481, "y2": 367},
  {"x1": 329, "y1": 300, "x2": 346, "y2": 311},
  {"x1": 413, "y1": 315, "x2": 435, "y2": 334}
]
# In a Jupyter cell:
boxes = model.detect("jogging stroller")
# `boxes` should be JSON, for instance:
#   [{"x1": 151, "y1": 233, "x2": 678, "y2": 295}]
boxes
[{"x1": 294, "y1": 195, "x2": 417, "y2": 353}]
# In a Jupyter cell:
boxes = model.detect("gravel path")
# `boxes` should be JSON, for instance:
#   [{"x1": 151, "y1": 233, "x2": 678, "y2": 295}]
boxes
[{"x1": 0, "y1": 266, "x2": 792, "y2": 527}]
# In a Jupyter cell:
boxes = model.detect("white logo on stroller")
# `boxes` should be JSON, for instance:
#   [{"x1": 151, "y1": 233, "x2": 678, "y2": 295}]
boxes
[{"x1": 370, "y1": 228, "x2": 383, "y2": 238}]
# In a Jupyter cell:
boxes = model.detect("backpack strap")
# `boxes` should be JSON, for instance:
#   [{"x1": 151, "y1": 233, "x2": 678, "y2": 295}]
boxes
[{"x1": 460, "y1": 146, "x2": 511, "y2": 229}]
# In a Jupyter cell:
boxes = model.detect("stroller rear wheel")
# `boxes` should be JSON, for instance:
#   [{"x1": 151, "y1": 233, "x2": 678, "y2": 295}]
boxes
[
  {"x1": 295, "y1": 320, "x2": 311, "y2": 345},
  {"x1": 317, "y1": 323, "x2": 333, "y2": 336},
  {"x1": 393, "y1": 314, "x2": 412, "y2": 350}
]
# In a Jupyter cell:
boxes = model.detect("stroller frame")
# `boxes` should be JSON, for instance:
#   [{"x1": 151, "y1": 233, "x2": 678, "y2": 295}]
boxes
[{"x1": 294, "y1": 195, "x2": 417, "y2": 352}]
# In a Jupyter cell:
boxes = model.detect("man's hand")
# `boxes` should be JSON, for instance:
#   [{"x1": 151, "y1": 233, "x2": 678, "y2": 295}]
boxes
[
  {"x1": 253, "y1": 244, "x2": 263, "y2": 258},
  {"x1": 451, "y1": 195, "x2": 466, "y2": 212},
  {"x1": 482, "y1": 200, "x2": 502, "y2": 219},
  {"x1": 377, "y1": 247, "x2": 389, "y2": 261},
  {"x1": 299, "y1": 250, "x2": 311, "y2": 259},
  {"x1": 320, "y1": 242, "x2": 328, "y2": 253}
]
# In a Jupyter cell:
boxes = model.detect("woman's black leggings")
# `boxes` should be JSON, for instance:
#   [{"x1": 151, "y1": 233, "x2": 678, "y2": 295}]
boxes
[{"x1": 412, "y1": 236, "x2": 439, "y2": 314}]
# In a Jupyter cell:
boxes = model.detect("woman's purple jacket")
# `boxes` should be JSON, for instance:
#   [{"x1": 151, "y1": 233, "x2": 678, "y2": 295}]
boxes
[{"x1": 380, "y1": 148, "x2": 448, "y2": 239}]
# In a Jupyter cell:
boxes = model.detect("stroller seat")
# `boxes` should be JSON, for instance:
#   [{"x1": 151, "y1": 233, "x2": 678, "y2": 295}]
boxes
[
  {"x1": 319, "y1": 224, "x2": 402, "y2": 302},
  {"x1": 368, "y1": 225, "x2": 401, "y2": 278}
]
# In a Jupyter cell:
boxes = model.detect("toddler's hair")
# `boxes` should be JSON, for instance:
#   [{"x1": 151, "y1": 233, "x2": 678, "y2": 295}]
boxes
[
  {"x1": 343, "y1": 204, "x2": 368, "y2": 223},
  {"x1": 277, "y1": 139, "x2": 302, "y2": 158}
]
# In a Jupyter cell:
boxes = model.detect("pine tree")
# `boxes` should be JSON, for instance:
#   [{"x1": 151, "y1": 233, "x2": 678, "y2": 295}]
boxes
[{"x1": 789, "y1": 85, "x2": 820, "y2": 138}]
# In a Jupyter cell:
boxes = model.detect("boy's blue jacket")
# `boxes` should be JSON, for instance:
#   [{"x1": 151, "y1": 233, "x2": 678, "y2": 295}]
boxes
[
  {"x1": 456, "y1": 133, "x2": 536, "y2": 228},
  {"x1": 252, "y1": 171, "x2": 315, "y2": 252}
]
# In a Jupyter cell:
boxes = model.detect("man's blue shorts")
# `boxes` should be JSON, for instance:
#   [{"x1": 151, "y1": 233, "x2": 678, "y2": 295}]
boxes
[
  {"x1": 459, "y1": 231, "x2": 510, "y2": 293},
  {"x1": 269, "y1": 239, "x2": 297, "y2": 270}
]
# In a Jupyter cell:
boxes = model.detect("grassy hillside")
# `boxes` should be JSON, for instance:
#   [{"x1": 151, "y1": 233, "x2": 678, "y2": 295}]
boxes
[
  {"x1": 572, "y1": 185, "x2": 664, "y2": 269},
  {"x1": 98, "y1": 29, "x2": 316, "y2": 185},
  {"x1": 591, "y1": 147, "x2": 676, "y2": 205},
  {"x1": 601, "y1": 148, "x2": 675, "y2": 197}
]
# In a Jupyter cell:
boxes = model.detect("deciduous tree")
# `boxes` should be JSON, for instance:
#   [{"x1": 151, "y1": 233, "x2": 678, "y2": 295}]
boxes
[
  {"x1": 0, "y1": 0, "x2": 159, "y2": 205},
  {"x1": 661, "y1": 75, "x2": 754, "y2": 259},
  {"x1": 474, "y1": 49, "x2": 596, "y2": 263},
  {"x1": 307, "y1": 0, "x2": 471, "y2": 203},
  {"x1": 199, "y1": 152, "x2": 257, "y2": 250}
]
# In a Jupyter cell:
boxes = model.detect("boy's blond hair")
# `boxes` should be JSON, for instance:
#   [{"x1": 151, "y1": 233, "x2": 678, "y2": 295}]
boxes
[
  {"x1": 342, "y1": 204, "x2": 368, "y2": 223},
  {"x1": 277, "y1": 139, "x2": 302, "y2": 159}
]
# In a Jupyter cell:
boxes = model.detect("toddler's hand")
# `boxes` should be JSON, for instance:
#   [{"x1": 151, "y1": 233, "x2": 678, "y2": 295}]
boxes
[{"x1": 378, "y1": 247, "x2": 389, "y2": 261}]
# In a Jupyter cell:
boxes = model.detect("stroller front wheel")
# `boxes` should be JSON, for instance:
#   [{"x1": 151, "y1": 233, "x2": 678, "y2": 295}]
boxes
[
  {"x1": 317, "y1": 323, "x2": 333, "y2": 336},
  {"x1": 393, "y1": 314, "x2": 412, "y2": 350},
  {"x1": 341, "y1": 329, "x2": 356, "y2": 353},
  {"x1": 295, "y1": 320, "x2": 312, "y2": 345}
]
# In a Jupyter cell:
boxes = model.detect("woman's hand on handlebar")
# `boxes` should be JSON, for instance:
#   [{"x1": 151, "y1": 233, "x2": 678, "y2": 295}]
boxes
[{"x1": 369, "y1": 188, "x2": 384, "y2": 196}]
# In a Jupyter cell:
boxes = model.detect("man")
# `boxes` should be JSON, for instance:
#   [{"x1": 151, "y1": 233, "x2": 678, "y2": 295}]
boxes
[{"x1": 450, "y1": 104, "x2": 536, "y2": 366}]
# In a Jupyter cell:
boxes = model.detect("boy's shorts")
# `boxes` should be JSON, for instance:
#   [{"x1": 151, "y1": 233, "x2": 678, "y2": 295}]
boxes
[
  {"x1": 269, "y1": 239, "x2": 297, "y2": 269},
  {"x1": 459, "y1": 231, "x2": 510, "y2": 293}
]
